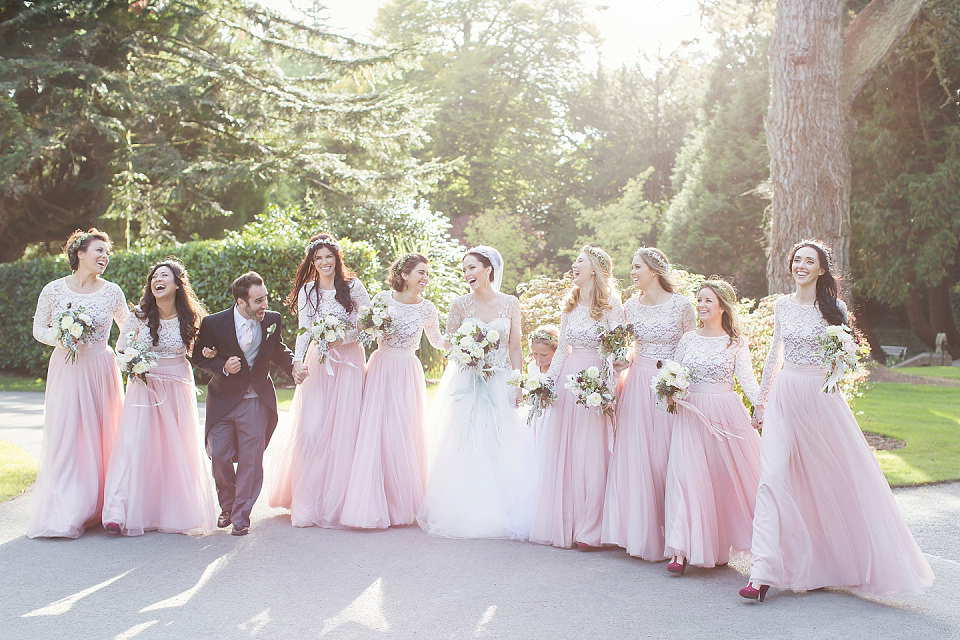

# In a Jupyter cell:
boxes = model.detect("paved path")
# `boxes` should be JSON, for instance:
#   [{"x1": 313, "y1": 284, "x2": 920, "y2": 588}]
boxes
[{"x1": 0, "y1": 391, "x2": 958, "y2": 640}]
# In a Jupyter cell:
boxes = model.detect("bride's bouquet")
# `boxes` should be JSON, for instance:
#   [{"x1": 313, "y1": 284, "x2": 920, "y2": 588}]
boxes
[
  {"x1": 299, "y1": 314, "x2": 348, "y2": 364},
  {"x1": 357, "y1": 298, "x2": 394, "y2": 348},
  {"x1": 116, "y1": 334, "x2": 158, "y2": 384},
  {"x1": 509, "y1": 365, "x2": 557, "y2": 426},
  {"x1": 651, "y1": 360, "x2": 691, "y2": 414},
  {"x1": 446, "y1": 320, "x2": 501, "y2": 381},
  {"x1": 565, "y1": 365, "x2": 615, "y2": 416},
  {"x1": 816, "y1": 324, "x2": 867, "y2": 393},
  {"x1": 53, "y1": 303, "x2": 94, "y2": 363},
  {"x1": 596, "y1": 324, "x2": 633, "y2": 363}
]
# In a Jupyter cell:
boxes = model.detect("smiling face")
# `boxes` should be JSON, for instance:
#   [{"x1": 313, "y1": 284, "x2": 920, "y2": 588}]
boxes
[
  {"x1": 150, "y1": 266, "x2": 177, "y2": 302},
  {"x1": 78, "y1": 240, "x2": 110, "y2": 275},
  {"x1": 791, "y1": 246, "x2": 824, "y2": 287},
  {"x1": 313, "y1": 246, "x2": 337, "y2": 280},
  {"x1": 631, "y1": 252, "x2": 656, "y2": 289},
  {"x1": 462, "y1": 254, "x2": 492, "y2": 291},
  {"x1": 238, "y1": 284, "x2": 269, "y2": 322},
  {"x1": 696, "y1": 287, "x2": 724, "y2": 325},
  {"x1": 530, "y1": 341, "x2": 556, "y2": 370},
  {"x1": 402, "y1": 261, "x2": 430, "y2": 294},
  {"x1": 571, "y1": 252, "x2": 595, "y2": 287}
]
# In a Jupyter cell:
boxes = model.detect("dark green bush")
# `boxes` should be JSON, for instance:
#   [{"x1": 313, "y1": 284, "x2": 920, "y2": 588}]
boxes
[{"x1": 1, "y1": 236, "x2": 378, "y2": 378}]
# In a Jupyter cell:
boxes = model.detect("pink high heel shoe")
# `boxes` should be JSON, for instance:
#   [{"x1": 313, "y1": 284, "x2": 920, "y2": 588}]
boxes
[
  {"x1": 666, "y1": 556, "x2": 687, "y2": 575},
  {"x1": 739, "y1": 583, "x2": 770, "y2": 602}
]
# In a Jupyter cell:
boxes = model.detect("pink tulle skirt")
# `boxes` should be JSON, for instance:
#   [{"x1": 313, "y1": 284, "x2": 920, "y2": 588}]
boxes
[
  {"x1": 269, "y1": 341, "x2": 365, "y2": 528},
  {"x1": 530, "y1": 348, "x2": 613, "y2": 548},
  {"x1": 601, "y1": 356, "x2": 674, "y2": 560},
  {"x1": 750, "y1": 363, "x2": 935, "y2": 594},
  {"x1": 663, "y1": 383, "x2": 761, "y2": 567},
  {"x1": 28, "y1": 343, "x2": 123, "y2": 538},
  {"x1": 101, "y1": 357, "x2": 218, "y2": 536},
  {"x1": 340, "y1": 346, "x2": 426, "y2": 528}
]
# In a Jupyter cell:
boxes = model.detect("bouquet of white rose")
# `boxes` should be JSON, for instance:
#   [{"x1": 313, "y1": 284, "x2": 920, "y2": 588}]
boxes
[
  {"x1": 299, "y1": 314, "x2": 348, "y2": 364},
  {"x1": 651, "y1": 359, "x2": 692, "y2": 414},
  {"x1": 565, "y1": 365, "x2": 615, "y2": 417},
  {"x1": 596, "y1": 324, "x2": 633, "y2": 363},
  {"x1": 357, "y1": 298, "x2": 394, "y2": 348},
  {"x1": 53, "y1": 303, "x2": 95, "y2": 364},
  {"x1": 446, "y1": 320, "x2": 501, "y2": 381},
  {"x1": 816, "y1": 324, "x2": 867, "y2": 393},
  {"x1": 116, "y1": 333, "x2": 158, "y2": 384},
  {"x1": 509, "y1": 365, "x2": 557, "y2": 426}
]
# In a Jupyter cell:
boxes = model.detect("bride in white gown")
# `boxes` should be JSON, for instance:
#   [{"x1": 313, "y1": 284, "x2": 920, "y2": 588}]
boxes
[{"x1": 417, "y1": 246, "x2": 538, "y2": 539}]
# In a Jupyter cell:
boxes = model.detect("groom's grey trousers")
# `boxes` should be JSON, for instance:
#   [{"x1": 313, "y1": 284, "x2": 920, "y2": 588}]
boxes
[{"x1": 208, "y1": 397, "x2": 270, "y2": 529}]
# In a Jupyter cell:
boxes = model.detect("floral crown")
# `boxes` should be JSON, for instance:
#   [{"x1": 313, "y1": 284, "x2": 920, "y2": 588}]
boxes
[
  {"x1": 636, "y1": 247, "x2": 669, "y2": 272},
  {"x1": 306, "y1": 236, "x2": 341, "y2": 256},
  {"x1": 700, "y1": 280, "x2": 736, "y2": 304},
  {"x1": 581, "y1": 246, "x2": 611, "y2": 273},
  {"x1": 70, "y1": 233, "x2": 92, "y2": 252},
  {"x1": 397, "y1": 252, "x2": 426, "y2": 267},
  {"x1": 528, "y1": 329, "x2": 558, "y2": 344},
  {"x1": 792, "y1": 240, "x2": 833, "y2": 270}
]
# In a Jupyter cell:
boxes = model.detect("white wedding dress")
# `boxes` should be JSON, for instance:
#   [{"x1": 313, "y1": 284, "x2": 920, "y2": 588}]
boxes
[{"x1": 417, "y1": 293, "x2": 538, "y2": 539}]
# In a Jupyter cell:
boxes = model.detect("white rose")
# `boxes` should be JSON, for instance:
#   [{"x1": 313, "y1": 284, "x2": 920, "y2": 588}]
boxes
[
  {"x1": 587, "y1": 366, "x2": 600, "y2": 379},
  {"x1": 486, "y1": 330, "x2": 500, "y2": 344},
  {"x1": 675, "y1": 373, "x2": 688, "y2": 388},
  {"x1": 132, "y1": 361, "x2": 149, "y2": 374},
  {"x1": 508, "y1": 369, "x2": 521, "y2": 384},
  {"x1": 324, "y1": 330, "x2": 337, "y2": 342},
  {"x1": 324, "y1": 314, "x2": 338, "y2": 326},
  {"x1": 69, "y1": 323, "x2": 83, "y2": 339},
  {"x1": 460, "y1": 335, "x2": 475, "y2": 348},
  {"x1": 665, "y1": 360, "x2": 683, "y2": 375},
  {"x1": 586, "y1": 392, "x2": 602, "y2": 407},
  {"x1": 527, "y1": 379, "x2": 541, "y2": 391},
  {"x1": 60, "y1": 316, "x2": 74, "y2": 330},
  {"x1": 471, "y1": 347, "x2": 484, "y2": 359},
  {"x1": 824, "y1": 325, "x2": 842, "y2": 338},
  {"x1": 78, "y1": 313, "x2": 92, "y2": 325},
  {"x1": 842, "y1": 340, "x2": 858, "y2": 354}
]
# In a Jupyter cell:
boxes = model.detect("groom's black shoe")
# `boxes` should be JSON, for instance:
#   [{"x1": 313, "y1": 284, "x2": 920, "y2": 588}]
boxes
[
  {"x1": 231, "y1": 525, "x2": 249, "y2": 536},
  {"x1": 218, "y1": 511, "x2": 231, "y2": 528}
]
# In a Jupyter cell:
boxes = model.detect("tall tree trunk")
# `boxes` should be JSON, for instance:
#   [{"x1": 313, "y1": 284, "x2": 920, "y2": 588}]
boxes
[
  {"x1": 765, "y1": 0, "x2": 851, "y2": 294},
  {"x1": 928, "y1": 280, "x2": 960, "y2": 359},
  {"x1": 852, "y1": 295, "x2": 884, "y2": 363},
  {"x1": 905, "y1": 286, "x2": 935, "y2": 348}
]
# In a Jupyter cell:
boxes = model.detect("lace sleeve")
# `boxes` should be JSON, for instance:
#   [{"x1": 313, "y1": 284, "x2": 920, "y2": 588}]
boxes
[
  {"x1": 757, "y1": 301, "x2": 784, "y2": 405},
  {"x1": 838, "y1": 298, "x2": 849, "y2": 323},
  {"x1": 345, "y1": 279, "x2": 371, "y2": 344},
  {"x1": 111, "y1": 283, "x2": 130, "y2": 332},
  {"x1": 508, "y1": 295, "x2": 523, "y2": 370},
  {"x1": 446, "y1": 296, "x2": 467, "y2": 335},
  {"x1": 32, "y1": 281, "x2": 59, "y2": 347},
  {"x1": 606, "y1": 295, "x2": 627, "y2": 330},
  {"x1": 679, "y1": 296, "x2": 696, "y2": 333},
  {"x1": 673, "y1": 331, "x2": 690, "y2": 365},
  {"x1": 546, "y1": 311, "x2": 570, "y2": 384},
  {"x1": 422, "y1": 301, "x2": 446, "y2": 350},
  {"x1": 735, "y1": 337, "x2": 761, "y2": 406},
  {"x1": 294, "y1": 286, "x2": 312, "y2": 362},
  {"x1": 115, "y1": 312, "x2": 141, "y2": 353}
]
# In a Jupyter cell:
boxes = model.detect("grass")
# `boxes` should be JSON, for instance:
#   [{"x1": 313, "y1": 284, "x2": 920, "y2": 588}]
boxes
[
  {"x1": 0, "y1": 373, "x2": 46, "y2": 392},
  {"x1": 895, "y1": 366, "x2": 960, "y2": 380},
  {"x1": 851, "y1": 383, "x2": 960, "y2": 486},
  {"x1": 0, "y1": 440, "x2": 38, "y2": 502}
]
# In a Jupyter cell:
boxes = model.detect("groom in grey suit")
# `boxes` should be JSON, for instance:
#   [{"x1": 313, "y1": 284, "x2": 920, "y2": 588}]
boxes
[{"x1": 192, "y1": 272, "x2": 307, "y2": 535}]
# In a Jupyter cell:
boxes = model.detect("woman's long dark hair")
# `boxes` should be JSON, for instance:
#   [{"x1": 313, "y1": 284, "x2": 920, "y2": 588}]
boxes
[
  {"x1": 135, "y1": 260, "x2": 208, "y2": 350},
  {"x1": 789, "y1": 240, "x2": 846, "y2": 326},
  {"x1": 286, "y1": 233, "x2": 356, "y2": 316}
]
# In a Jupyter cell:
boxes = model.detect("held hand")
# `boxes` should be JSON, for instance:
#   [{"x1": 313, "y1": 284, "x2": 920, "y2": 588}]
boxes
[
  {"x1": 224, "y1": 355, "x2": 242, "y2": 375},
  {"x1": 201, "y1": 346, "x2": 218, "y2": 359},
  {"x1": 666, "y1": 396, "x2": 676, "y2": 408},
  {"x1": 292, "y1": 362, "x2": 309, "y2": 384},
  {"x1": 612, "y1": 360, "x2": 630, "y2": 373},
  {"x1": 751, "y1": 405, "x2": 765, "y2": 430},
  {"x1": 514, "y1": 387, "x2": 522, "y2": 409}
]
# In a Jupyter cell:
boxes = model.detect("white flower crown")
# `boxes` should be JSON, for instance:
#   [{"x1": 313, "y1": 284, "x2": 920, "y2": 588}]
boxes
[
  {"x1": 306, "y1": 236, "x2": 341, "y2": 256},
  {"x1": 582, "y1": 246, "x2": 611, "y2": 273},
  {"x1": 637, "y1": 247, "x2": 669, "y2": 272}
]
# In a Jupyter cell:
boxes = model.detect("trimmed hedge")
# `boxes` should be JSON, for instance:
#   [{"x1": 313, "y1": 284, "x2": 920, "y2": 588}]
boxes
[{"x1": 0, "y1": 237, "x2": 379, "y2": 378}]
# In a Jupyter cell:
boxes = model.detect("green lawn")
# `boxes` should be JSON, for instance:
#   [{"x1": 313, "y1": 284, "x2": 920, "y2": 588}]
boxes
[
  {"x1": 0, "y1": 373, "x2": 45, "y2": 392},
  {"x1": 0, "y1": 440, "x2": 38, "y2": 502},
  {"x1": 851, "y1": 383, "x2": 960, "y2": 486},
  {"x1": 896, "y1": 366, "x2": 960, "y2": 380}
]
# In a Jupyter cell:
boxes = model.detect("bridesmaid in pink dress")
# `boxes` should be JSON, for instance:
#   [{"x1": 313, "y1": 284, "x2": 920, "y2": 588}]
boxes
[
  {"x1": 662, "y1": 280, "x2": 762, "y2": 574},
  {"x1": 602, "y1": 247, "x2": 694, "y2": 560},
  {"x1": 741, "y1": 240, "x2": 934, "y2": 601},
  {"x1": 269, "y1": 233, "x2": 370, "y2": 528},
  {"x1": 29, "y1": 229, "x2": 128, "y2": 538},
  {"x1": 340, "y1": 253, "x2": 446, "y2": 528},
  {"x1": 101, "y1": 260, "x2": 218, "y2": 536},
  {"x1": 530, "y1": 246, "x2": 626, "y2": 550}
]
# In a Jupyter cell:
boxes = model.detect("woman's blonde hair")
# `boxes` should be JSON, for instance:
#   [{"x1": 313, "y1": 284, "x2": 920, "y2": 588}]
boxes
[
  {"x1": 563, "y1": 246, "x2": 617, "y2": 321},
  {"x1": 697, "y1": 277, "x2": 741, "y2": 347},
  {"x1": 528, "y1": 324, "x2": 559, "y2": 352},
  {"x1": 635, "y1": 246, "x2": 675, "y2": 294}
]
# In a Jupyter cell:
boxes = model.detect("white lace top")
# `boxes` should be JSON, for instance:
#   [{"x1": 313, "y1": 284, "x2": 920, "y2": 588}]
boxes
[
  {"x1": 625, "y1": 293, "x2": 696, "y2": 361},
  {"x1": 758, "y1": 295, "x2": 849, "y2": 403},
  {"x1": 370, "y1": 290, "x2": 445, "y2": 351},
  {"x1": 294, "y1": 278, "x2": 371, "y2": 361},
  {"x1": 546, "y1": 297, "x2": 627, "y2": 383},
  {"x1": 33, "y1": 277, "x2": 129, "y2": 347},
  {"x1": 673, "y1": 331, "x2": 761, "y2": 406},
  {"x1": 116, "y1": 310, "x2": 187, "y2": 358},
  {"x1": 446, "y1": 293, "x2": 522, "y2": 372}
]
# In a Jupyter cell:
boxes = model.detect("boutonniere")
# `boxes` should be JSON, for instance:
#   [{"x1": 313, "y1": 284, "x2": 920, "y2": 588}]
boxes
[{"x1": 266, "y1": 323, "x2": 277, "y2": 337}]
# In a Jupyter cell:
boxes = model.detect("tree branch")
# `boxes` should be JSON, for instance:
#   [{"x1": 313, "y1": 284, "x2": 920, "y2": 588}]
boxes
[{"x1": 841, "y1": 0, "x2": 928, "y2": 109}]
